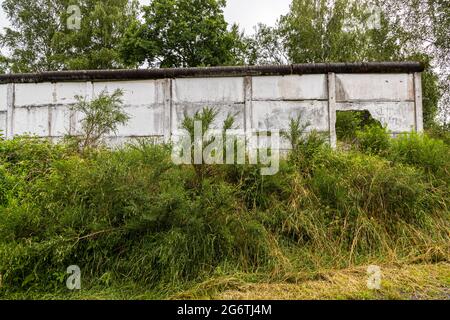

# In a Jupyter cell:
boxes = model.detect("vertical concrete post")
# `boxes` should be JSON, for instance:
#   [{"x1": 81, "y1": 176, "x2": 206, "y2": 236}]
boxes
[
  {"x1": 327, "y1": 72, "x2": 337, "y2": 149},
  {"x1": 6, "y1": 83, "x2": 14, "y2": 139},
  {"x1": 244, "y1": 76, "x2": 255, "y2": 153},
  {"x1": 163, "y1": 78, "x2": 172, "y2": 143},
  {"x1": 413, "y1": 72, "x2": 424, "y2": 132},
  {"x1": 244, "y1": 76, "x2": 252, "y2": 134},
  {"x1": 49, "y1": 83, "x2": 57, "y2": 138}
]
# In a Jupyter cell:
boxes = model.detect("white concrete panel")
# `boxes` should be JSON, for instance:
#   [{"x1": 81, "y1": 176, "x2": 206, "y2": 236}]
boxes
[
  {"x1": 15, "y1": 83, "x2": 55, "y2": 107},
  {"x1": 0, "y1": 85, "x2": 7, "y2": 111},
  {"x1": 49, "y1": 105, "x2": 72, "y2": 137},
  {"x1": 336, "y1": 74, "x2": 414, "y2": 102},
  {"x1": 173, "y1": 77, "x2": 244, "y2": 103},
  {"x1": 14, "y1": 107, "x2": 49, "y2": 136},
  {"x1": 0, "y1": 112, "x2": 6, "y2": 133},
  {"x1": 115, "y1": 104, "x2": 165, "y2": 137},
  {"x1": 172, "y1": 103, "x2": 245, "y2": 135},
  {"x1": 54, "y1": 82, "x2": 90, "y2": 105},
  {"x1": 252, "y1": 101, "x2": 329, "y2": 132},
  {"x1": 252, "y1": 75, "x2": 328, "y2": 101},
  {"x1": 93, "y1": 80, "x2": 165, "y2": 105},
  {"x1": 337, "y1": 102, "x2": 416, "y2": 133}
]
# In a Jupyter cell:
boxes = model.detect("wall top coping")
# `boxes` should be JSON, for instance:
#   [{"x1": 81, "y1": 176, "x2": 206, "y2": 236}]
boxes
[{"x1": 0, "y1": 62, "x2": 424, "y2": 84}]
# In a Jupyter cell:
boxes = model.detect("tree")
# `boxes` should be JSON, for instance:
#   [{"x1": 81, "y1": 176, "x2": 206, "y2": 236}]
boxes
[
  {"x1": 52, "y1": 0, "x2": 139, "y2": 70},
  {"x1": 378, "y1": 0, "x2": 449, "y2": 123},
  {"x1": 243, "y1": 23, "x2": 289, "y2": 65},
  {"x1": 71, "y1": 89, "x2": 130, "y2": 152},
  {"x1": 279, "y1": 0, "x2": 402, "y2": 63},
  {"x1": 0, "y1": 0, "x2": 65, "y2": 72},
  {"x1": 275, "y1": 0, "x2": 443, "y2": 127},
  {"x1": 120, "y1": 0, "x2": 241, "y2": 68},
  {"x1": 0, "y1": 0, "x2": 138, "y2": 72}
]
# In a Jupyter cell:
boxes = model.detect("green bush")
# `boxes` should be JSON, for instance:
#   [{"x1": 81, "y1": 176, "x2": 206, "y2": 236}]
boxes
[
  {"x1": 0, "y1": 139, "x2": 274, "y2": 290},
  {"x1": 356, "y1": 124, "x2": 391, "y2": 155},
  {"x1": 308, "y1": 149, "x2": 442, "y2": 224},
  {"x1": 336, "y1": 111, "x2": 361, "y2": 142},
  {"x1": 426, "y1": 123, "x2": 450, "y2": 146},
  {"x1": 0, "y1": 132, "x2": 448, "y2": 296},
  {"x1": 336, "y1": 111, "x2": 382, "y2": 143},
  {"x1": 388, "y1": 132, "x2": 449, "y2": 178}
]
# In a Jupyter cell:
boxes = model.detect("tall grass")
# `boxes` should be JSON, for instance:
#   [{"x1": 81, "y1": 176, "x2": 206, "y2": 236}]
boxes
[{"x1": 0, "y1": 127, "x2": 448, "y2": 296}]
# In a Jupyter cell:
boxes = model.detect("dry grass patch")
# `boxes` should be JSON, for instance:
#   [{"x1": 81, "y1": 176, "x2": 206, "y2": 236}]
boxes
[{"x1": 211, "y1": 263, "x2": 450, "y2": 300}]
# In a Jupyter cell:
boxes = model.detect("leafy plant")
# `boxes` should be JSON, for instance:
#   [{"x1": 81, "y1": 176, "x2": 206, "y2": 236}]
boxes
[
  {"x1": 70, "y1": 89, "x2": 130, "y2": 153},
  {"x1": 356, "y1": 124, "x2": 391, "y2": 155},
  {"x1": 281, "y1": 116, "x2": 325, "y2": 168}
]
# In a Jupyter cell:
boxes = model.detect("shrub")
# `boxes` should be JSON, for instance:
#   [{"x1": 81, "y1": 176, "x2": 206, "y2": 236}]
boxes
[
  {"x1": 356, "y1": 124, "x2": 391, "y2": 155},
  {"x1": 336, "y1": 111, "x2": 361, "y2": 142},
  {"x1": 281, "y1": 116, "x2": 326, "y2": 168},
  {"x1": 388, "y1": 132, "x2": 449, "y2": 178},
  {"x1": 0, "y1": 141, "x2": 275, "y2": 290},
  {"x1": 70, "y1": 89, "x2": 130, "y2": 152},
  {"x1": 308, "y1": 149, "x2": 444, "y2": 224},
  {"x1": 0, "y1": 130, "x2": 448, "y2": 296},
  {"x1": 426, "y1": 123, "x2": 450, "y2": 146},
  {"x1": 336, "y1": 111, "x2": 384, "y2": 143}
]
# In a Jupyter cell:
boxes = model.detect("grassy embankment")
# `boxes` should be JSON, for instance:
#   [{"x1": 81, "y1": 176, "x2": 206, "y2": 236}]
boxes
[{"x1": 0, "y1": 124, "x2": 449, "y2": 300}]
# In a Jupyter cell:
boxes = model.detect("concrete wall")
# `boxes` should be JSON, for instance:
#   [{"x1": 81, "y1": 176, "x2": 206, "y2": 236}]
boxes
[{"x1": 0, "y1": 70, "x2": 424, "y2": 148}]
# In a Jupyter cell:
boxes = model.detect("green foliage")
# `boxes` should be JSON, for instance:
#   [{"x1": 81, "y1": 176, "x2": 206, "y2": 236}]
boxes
[
  {"x1": 336, "y1": 111, "x2": 384, "y2": 143},
  {"x1": 280, "y1": 0, "x2": 401, "y2": 63},
  {"x1": 309, "y1": 149, "x2": 442, "y2": 224},
  {"x1": 356, "y1": 124, "x2": 391, "y2": 155},
  {"x1": 0, "y1": 132, "x2": 448, "y2": 296},
  {"x1": 336, "y1": 112, "x2": 362, "y2": 142},
  {"x1": 281, "y1": 116, "x2": 326, "y2": 167},
  {"x1": 0, "y1": 139, "x2": 273, "y2": 291},
  {"x1": 380, "y1": 0, "x2": 450, "y2": 119},
  {"x1": 242, "y1": 23, "x2": 288, "y2": 65},
  {"x1": 120, "y1": 0, "x2": 241, "y2": 68},
  {"x1": 388, "y1": 132, "x2": 449, "y2": 178},
  {"x1": 52, "y1": 0, "x2": 139, "y2": 70},
  {"x1": 427, "y1": 123, "x2": 450, "y2": 146},
  {"x1": 70, "y1": 89, "x2": 129, "y2": 152},
  {"x1": 0, "y1": 0, "x2": 138, "y2": 72}
]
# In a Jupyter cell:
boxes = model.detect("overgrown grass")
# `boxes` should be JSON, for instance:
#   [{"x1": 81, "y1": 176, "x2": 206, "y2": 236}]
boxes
[{"x1": 0, "y1": 128, "x2": 448, "y2": 299}]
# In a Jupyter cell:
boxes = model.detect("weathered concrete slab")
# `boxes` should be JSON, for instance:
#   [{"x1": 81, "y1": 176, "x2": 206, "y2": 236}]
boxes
[
  {"x1": 14, "y1": 107, "x2": 49, "y2": 136},
  {"x1": 252, "y1": 75, "x2": 328, "y2": 101},
  {"x1": 49, "y1": 105, "x2": 72, "y2": 137},
  {"x1": 116, "y1": 104, "x2": 166, "y2": 137},
  {"x1": 15, "y1": 83, "x2": 55, "y2": 107},
  {"x1": 0, "y1": 111, "x2": 6, "y2": 133},
  {"x1": 337, "y1": 102, "x2": 416, "y2": 133},
  {"x1": 93, "y1": 80, "x2": 165, "y2": 105},
  {"x1": 251, "y1": 101, "x2": 329, "y2": 132},
  {"x1": 54, "y1": 82, "x2": 90, "y2": 105},
  {"x1": 336, "y1": 74, "x2": 414, "y2": 102},
  {"x1": 0, "y1": 85, "x2": 7, "y2": 111},
  {"x1": 173, "y1": 77, "x2": 244, "y2": 103},
  {"x1": 0, "y1": 64, "x2": 424, "y2": 146},
  {"x1": 172, "y1": 102, "x2": 245, "y2": 133}
]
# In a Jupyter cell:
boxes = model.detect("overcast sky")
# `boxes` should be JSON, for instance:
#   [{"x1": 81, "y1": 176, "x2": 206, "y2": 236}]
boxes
[{"x1": 0, "y1": 0, "x2": 291, "y2": 34}]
